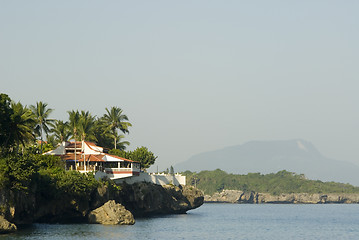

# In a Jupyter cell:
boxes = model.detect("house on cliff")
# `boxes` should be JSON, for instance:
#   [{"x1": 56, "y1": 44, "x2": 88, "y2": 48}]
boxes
[
  {"x1": 44, "y1": 141, "x2": 186, "y2": 186},
  {"x1": 44, "y1": 141, "x2": 141, "y2": 179}
]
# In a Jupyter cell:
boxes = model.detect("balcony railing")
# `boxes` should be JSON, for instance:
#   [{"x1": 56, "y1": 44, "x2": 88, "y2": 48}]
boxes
[
  {"x1": 74, "y1": 165, "x2": 140, "y2": 174},
  {"x1": 105, "y1": 168, "x2": 132, "y2": 173},
  {"x1": 77, "y1": 166, "x2": 96, "y2": 171}
]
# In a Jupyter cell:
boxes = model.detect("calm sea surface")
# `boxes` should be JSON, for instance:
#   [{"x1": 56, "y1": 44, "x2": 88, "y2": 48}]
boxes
[{"x1": 2, "y1": 203, "x2": 359, "y2": 240}]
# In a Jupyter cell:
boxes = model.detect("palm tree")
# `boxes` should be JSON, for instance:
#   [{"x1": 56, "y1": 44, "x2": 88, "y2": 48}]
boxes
[
  {"x1": 68, "y1": 110, "x2": 80, "y2": 169},
  {"x1": 0, "y1": 94, "x2": 14, "y2": 151},
  {"x1": 78, "y1": 110, "x2": 96, "y2": 142},
  {"x1": 46, "y1": 134, "x2": 57, "y2": 148},
  {"x1": 103, "y1": 107, "x2": 132, "y2": 149},
  {"x1": 93, "y1": 117, "x2": 112, "y2": 148},
  {"x1": 115, "y1": 134, "x2": 130, "y2": 151},
  {"x1": 30, "y1": 101, "x2": 54, "y2": 153},
  {"x1": 68, "y1": 110, "x2": 80, "y2": 141},
  {"x1": 51, "y1": 120, "x2": 71, "y2": 144},
  {"x1": 8, "y1": 102, "x2": 36, "y2": 152}
]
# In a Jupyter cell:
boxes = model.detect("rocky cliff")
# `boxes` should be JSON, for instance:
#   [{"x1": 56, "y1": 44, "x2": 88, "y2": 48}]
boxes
[
  {"x1": 205, "y1": 190, "x2": 359, "y2": 204},
  {"x1": 0, "y1": 182, "x2": 204, "y2": 232},
  {"x1": 118, "y1": 182, "x2": 204, "y2": 217}
]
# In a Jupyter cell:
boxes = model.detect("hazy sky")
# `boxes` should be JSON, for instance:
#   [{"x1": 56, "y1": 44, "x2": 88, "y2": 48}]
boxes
[{"x1": 1, "y1": 1, "x2": 358, "y2": 171}]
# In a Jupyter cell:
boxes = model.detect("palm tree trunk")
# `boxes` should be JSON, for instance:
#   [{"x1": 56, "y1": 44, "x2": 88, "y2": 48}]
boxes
[
  {"x1": 40, "y1": 127, "x2": 43, "y2": 154},
  {"x1": 74, "y1": 137, "x2": 77, "y2": 170},
  {"x1": 114, "y1": 136, "x2": 117, "y2": 149}
]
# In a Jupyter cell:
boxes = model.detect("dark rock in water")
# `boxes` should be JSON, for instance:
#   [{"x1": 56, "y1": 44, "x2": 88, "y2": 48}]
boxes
[
  {"x1": 0, "y1": 215, "x2": 17, "y2": 233},
  {"x1": 88, "y1": 200, "x2": 135, "y2": 225},
  {"x1": 118, "y1": 182, "x2": 204, "y2": 217}
]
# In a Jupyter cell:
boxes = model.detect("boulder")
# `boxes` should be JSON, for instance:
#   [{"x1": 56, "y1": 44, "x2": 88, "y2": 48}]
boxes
[
  {"x1": 88, "y1": 200, "x2": 135, "y2": 225},
  {"x1": 0, "y1": 215, "x2": 17, "y2": 234}
]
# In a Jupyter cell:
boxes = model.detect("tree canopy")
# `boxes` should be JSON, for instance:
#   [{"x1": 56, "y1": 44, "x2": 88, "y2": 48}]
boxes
[
  {"x1": 30, "y1": 101, "x2": 54, "y2": 153},
  {"x1": 0, "y1": 93, "x2": 143, "y2": 159},
  {"x1": 109, "y1": 146, "x2": 157, "y2": 169},
  {"x1": 183, "y1": 169, "x2": 359, "y2": 195},
  {"x1": 102, "y1": 106, "x2": 132, "y2": 149}
]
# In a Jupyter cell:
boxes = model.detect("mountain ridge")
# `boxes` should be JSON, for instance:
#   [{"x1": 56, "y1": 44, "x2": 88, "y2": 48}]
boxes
[{"x1": 175, "y1": 139, "x2": 359, "y2": 186}]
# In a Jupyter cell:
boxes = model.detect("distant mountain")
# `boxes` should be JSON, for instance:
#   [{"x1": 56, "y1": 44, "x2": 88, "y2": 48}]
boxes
[{"x1": 175, "y1": 139, "x2": 359, "y2": 186}]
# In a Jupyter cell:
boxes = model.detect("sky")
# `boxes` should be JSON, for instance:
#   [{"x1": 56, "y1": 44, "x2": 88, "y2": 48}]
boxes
[{"x1": 1, "y1": 1, "x2": 358, "y2": 172}]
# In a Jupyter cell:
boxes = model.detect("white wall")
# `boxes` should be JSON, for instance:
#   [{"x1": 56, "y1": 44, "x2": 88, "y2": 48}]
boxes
[{"x1": 114, "y1": 172, "x2": 186, "y2": 186}]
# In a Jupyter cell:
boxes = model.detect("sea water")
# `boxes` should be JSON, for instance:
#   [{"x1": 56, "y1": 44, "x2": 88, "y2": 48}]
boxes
[{"x1": 2, "y1": 203, "x2": 359, "y2": 240}]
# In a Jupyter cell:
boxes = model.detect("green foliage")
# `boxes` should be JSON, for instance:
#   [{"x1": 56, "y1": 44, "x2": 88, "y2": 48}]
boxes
[
  {"x1": 30, "y1": 101, "x2": 54, "y2": 154},
  {"x1": 9, "y1": 102, "x2": 36, "y2": 148},
  {"x1": 0, "y1": 154, "x2": 37, "y2": 191},
  {"x1": 55, "y1": 171, "x2": 99, "y2": 197},
  {"x1": 129, "y1": 146, "x2": 157, "y2": 169},
  {"x1": 109, "y1": 146, "x2": 157, "y2": 169},
  {"x1": 51, "y1": 120, "x2": 71, "y2": 144},
  {"x1": 0, "y1": 93, "x2": 13, "y2": 152},
  {"x1": 109, "y1": 149, "x2": 131, "y2": 159},
  {"x1": 0, "y1": 154, "x2": 66, "y2": 191},
  {"x1": 170, "y1": 166, "x2": 174, "y2": 175},
  {"x1": 33, "y1": 154, "x2": 65, "y2": 169},
  {"x1": 0, "y1": 153, "x2": 100, "y2": 200},
  {"x1": 36, "y1": 168, "x2": 100, "y2": 200},
  {"x1": 1, "y1": 95, "x2": 133, "y2": 155},
  {"x1": 93, "y1": 119, "x2": 114, "y2": 149},
  {"x1": 67, "y1": 110, "x2": 80, "y2": 141},
  {"x1": 0, "y1": 95, "x2": 36, "y2": 154},
  {"x1": 102, "y1": 106, "x2": 132, "y2": 149},
  {"x1": 25, "y1": 142, "x2": 54, "y2": 154},
  {"x1": 78, "y1": 110, "x2": 97, "y2": 142},
  {"x1": 100, "y1": 178, "x2": 122, "y2": 192},
  {"x1": 0, "y1": 94, "x2": 142, "y2": 201},
  {"x1": 183, "y1": 169, "x2": 359, "y2": 195}
]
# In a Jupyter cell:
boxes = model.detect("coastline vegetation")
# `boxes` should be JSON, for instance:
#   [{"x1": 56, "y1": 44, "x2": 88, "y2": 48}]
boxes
[
  {"x1": 183, "y1": 169, "x2": 359, "y2": 195},
  {"x1": 0, "y1": 93, "x2": 157, "y2": 204}
]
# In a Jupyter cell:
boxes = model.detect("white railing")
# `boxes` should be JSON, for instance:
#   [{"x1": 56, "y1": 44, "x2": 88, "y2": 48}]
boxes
[{"x1": 105, "y1": 168, "x2": 132, "y2": 173}]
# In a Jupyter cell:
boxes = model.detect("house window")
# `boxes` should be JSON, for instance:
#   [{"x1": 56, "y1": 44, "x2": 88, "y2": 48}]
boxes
[
  {"x1": 104, "y1": 162, "x2": 118, "y2": 168},
  {"x1": 66, "y1": 149, "x2": 81, "y2": 154},
  {"x1": 120, "y1": 162, "x2": 131, "y2": 168}
]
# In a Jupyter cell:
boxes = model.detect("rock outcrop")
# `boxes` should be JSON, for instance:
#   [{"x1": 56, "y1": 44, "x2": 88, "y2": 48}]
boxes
[
  {"x1": 88, "y1": 200, "x2": 135, "y2": 225},
  {"x1": 0, "y1": 182, "x2": 203, "y2": 232},
  {"x1": 0, "y1": 215, "x2": 17, "y2": 233},
  {"x1": 205, "y1": 189, "x2": 359, "y2": 204},
  {"x1": 118, "y1": 182, "x2": 204, "y2": 217}
]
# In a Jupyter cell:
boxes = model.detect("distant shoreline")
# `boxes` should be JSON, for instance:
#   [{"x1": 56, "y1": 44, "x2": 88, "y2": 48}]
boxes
[{"x1": 205, "y1": 190, "x2": 359, "y2": 204}]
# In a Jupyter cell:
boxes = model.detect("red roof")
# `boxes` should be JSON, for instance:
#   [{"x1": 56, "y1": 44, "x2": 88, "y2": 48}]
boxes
[
  {"x1": 60, "y1": 153, "x2": 137, "y2": 163},
  {"x1": 60, "y1": 154, "x2": 105, "y2": 162},
  {"x1": 106, "y1": 154, "x2": 138, "y2": 163},
  {"x1": 54, "y1": 141, "x2": 138, "y2": 163},
  {"x1": 86, "y1": 154, "x2": 106, "y2": 162},
  {"x1": 66, "y1": 142, "x2": 82, "y2": 148}
]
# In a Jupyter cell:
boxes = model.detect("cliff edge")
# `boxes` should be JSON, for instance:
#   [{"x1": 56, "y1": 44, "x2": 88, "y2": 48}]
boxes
[
  {"x1": 0, "y1": 182, "x2": 204, "y2": 232},
  {"x1": 118, "y1": 182, "x2": 204, "y2": 217}
]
